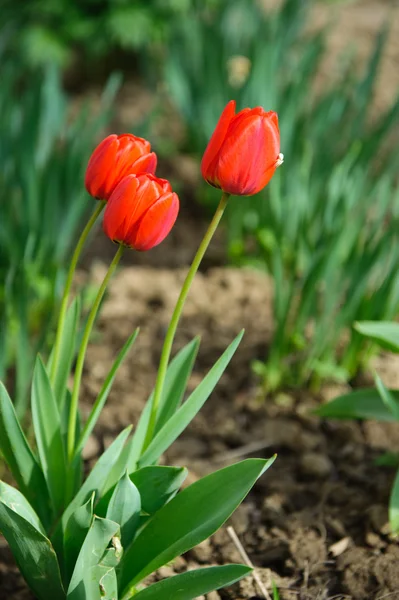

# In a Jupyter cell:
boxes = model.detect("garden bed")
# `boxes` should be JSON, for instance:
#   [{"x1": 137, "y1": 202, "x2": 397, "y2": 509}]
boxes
[{"x1": 1, "y1": 260, "x2": 398, "y2": 600}]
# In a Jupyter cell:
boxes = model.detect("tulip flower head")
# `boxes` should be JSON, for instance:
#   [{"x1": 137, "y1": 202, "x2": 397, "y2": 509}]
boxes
[
  {"x1": 201, "y1": 100, "x2": 283, "y2": 196},
  {"x1": 85, "y1": 134, "x2": 157, "y2": 200},
  {"x1": 103, "y1": 174, "x2": 179, "y2": 251}
]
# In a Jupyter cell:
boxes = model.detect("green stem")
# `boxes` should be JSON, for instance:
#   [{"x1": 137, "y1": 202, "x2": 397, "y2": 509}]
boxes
[
  {"x1": 143, "y1": 191, "x2": 230, "y2": 449},
  {"x1": 50, "y1": 201, "x2": 106, "y2": 384},
  {"x1": 67, "y1": 244, "x2": 124, "y2": 462}
]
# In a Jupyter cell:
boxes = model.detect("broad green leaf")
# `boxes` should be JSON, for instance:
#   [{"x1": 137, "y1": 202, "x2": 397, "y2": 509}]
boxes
[
  {"x1": 0, "y1": 480, "x2": 45, "y2": 535},
  {"x1": 126, "y1": 338, "x2": 200, "y2": 472},
  {"x1": 67, "y1": 516, "x2": 120, "y2": 600},
  {"x1": 118, "y1": 457, "x2": 274, "y2": 593},
  {"x1": 31, "y1": 355, "x2": 67, "y2": 514},
  {"x1": 132, "y1": 565, "x2": 252, "y2": 600},
  {"x1": 355, "y1": 321, "x2": 399, "y2": 353},
  {"x1": 155, "y1": 336, "x2": 200, "y2": 433},
  {"x1": 0, "y1": 382, "x2": 50, "y2": 526},
  {"x1": 106, "y1": 472, "x2": 141, "y2": 546},
  {"x1": 131, "y1": 466, "x2": 187, "y2": 515},
  {"x1": 375, "y1": 375, "x2": 399, "y2": 421},
  {"x1": 76, "y1": 330, "x2": 139, "y2": 457},
  {"x1": 139, "y1": 331, "x2": 244, "y2": 467},
  {"x1": 314, "y1": 389, "x2": 399, "y2": 422},
  {"x1": 48, "y1": 296, "x2": 81, "y2": 407},
  {"x1": 61, "y1": 427, "x2": 132, "y2": 531},
  {"x1": 0, "y1": 501, "x2": 65, "y2": 600},
  {"x1": 91, "y1": 563, "x2": 118, "y2": 600},
  {"x1": 389, "y1": 467, "x2": 399, "y2": 535},
  {"x1": 95, "y1": 465, "x2": 187, "y2": 518},
  {"x1": 64, "y1": 493, "x2": 94, "y2": 582}
]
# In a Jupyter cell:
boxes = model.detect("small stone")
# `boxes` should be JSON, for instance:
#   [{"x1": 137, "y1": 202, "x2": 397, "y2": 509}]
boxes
[
  {"x1": 300, "y1": 452, "x2": 333, "y2": 478},
  {"x1": 329, "y1": 537, "x2": 351, "y2": 557},
  {"x1": 365, "y1": 532, "x2": 386, "y2": 549}
]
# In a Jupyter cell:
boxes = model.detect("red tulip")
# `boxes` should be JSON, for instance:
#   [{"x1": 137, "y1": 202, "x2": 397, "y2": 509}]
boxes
[
  {"x1": 85, "y1": 134, "x2": 157, "y2": 200},
  {"x1": 103, "y1": 174, "x2": 179, "y2": 251},
  {"x1": 201, "y1": 100, "x2": 283, "y2": 196}
]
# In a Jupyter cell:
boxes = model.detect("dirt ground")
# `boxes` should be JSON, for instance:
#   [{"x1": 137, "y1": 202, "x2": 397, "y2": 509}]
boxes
[{"x1": 1, "y1": 0, "x2": 399, "y2": 598}]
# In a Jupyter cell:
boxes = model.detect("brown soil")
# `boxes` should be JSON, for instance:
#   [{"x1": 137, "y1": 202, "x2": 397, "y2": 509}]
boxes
[{"x1": 3, "y1": 263, "x2": 398, "y2": 600}]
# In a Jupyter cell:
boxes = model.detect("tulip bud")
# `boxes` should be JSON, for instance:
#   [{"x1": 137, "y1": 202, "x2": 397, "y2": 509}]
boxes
[
  {"x1": 201, "y1": 100, "x2": 283, "y2": 196},
  {"x1": 85, "y1": 134, "x2": 157, "y2": 200},
  {"x1": 103, "y1": 174, "x2": 179, "y2": 251}
]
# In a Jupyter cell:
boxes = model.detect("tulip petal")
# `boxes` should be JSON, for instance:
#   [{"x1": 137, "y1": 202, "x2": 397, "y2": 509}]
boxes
[
  {"x1": 215, "y1": 113, "x2": 280, "y2": 195},
  {"x1": 103, "y1": 176, "x2": 140, "y2": 242},
  {"x1": 132, "y1": 152, "x2": 158, "y2": 175},
  {"x1": 85, "y1": 135, "x2": 119, "y2": 198},
  {"x1": 134, "y1": 192, "x2": 179, "y2": 251},
  {"x1": 201, "y1": 100, "x2": 236, "y2": 178}
]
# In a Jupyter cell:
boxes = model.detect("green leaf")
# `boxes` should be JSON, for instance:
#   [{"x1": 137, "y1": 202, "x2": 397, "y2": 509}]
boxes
[
  {"x1": 389, "y1": 467, "x2": 399, "y2": 535},
  {"x1": 139, "y1": 331, "x2": 244, "y2": 467},
  {"x1": 118, "y1": 457, "x2": 274, "y2": 593},
  {"x1": 126, "y1": 338, "x2": 200, "y2": 472},
  {"x1": 48, "y1": 296, "x2": 81, "y2": 407},
  {"x1": 0, "y1": 382, "x2": 50, "y2": 526},
  {"x1": 155, "y1": 336, "x2": 200, "y2": 433},
  {"x1": 67, "y1": 516, "x2": 120, "y2": 600},
  {"x1": 31, "y1": 355, "x2": 67, "y2": 514},
  {"x1": 133, "y1": 564, "x2": 252, "y2": 600},
  {"x1": 60, "y1": 427, "x2": 132, "y2": 532},
  {"x1": 106, "y1": 472, "x2": 141, "y2": 546},
  {"x1": 131, "y1": 466, "x2": 187, "y2": 515},
  {"x1": 0, "y1": 500, "x2": 65, "y2": 600},
  {"x1": 314, "y1": 389, "x2": 399, "y2": 422},
  {"x1": 375, "y1": 375, "x2": 399, "y2": 421},
  {"x1": 95, "y1": 465, "x2": 187, "y2": 518},
  {"x1": 0, "y1": 480, "x2": 45, "y2": 535},
  {"x1": 75, "y1": 330, "x2": 139, "y2": 457},
  {"x1": 355, "y1": 321, "x2": 399, "y2": 353},
  {"x1": 64, "y1": 493, "x2": 95, "y2": 582}
]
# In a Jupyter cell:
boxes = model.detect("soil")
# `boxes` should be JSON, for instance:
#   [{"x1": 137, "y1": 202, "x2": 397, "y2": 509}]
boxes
[{"x1": 2, "y1": 262, "x2": 398, "y2": 600}]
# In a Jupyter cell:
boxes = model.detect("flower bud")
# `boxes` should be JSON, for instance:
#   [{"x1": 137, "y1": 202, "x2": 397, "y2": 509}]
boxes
[
  {"x1": 201, "y1": 100, "x2": 283, "y2": 196},
  {"x1": 103, "y1": 174, "x2": 179, "y2": 251},
  {"x1": 85, "y1": 134, "x2": 157, "y2": 200}
]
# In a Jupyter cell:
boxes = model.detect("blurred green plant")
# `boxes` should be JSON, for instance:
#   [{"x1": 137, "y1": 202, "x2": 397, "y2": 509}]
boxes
[
  {"x1": 160, "y1": 0, "x2": 399, "y2": 391},
  {"x1": 1, "y1": 0, "x2": 219, "y2": 70},
  {"x1": 0, "y1": 59, "x2": 121, "y2": 417},
  {"x1": 315, "y1": 320, "x2": 399, "y2": 535}
]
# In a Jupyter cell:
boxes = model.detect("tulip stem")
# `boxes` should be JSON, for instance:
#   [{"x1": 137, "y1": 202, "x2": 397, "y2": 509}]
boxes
[
  {"x1": 67, "y1": 244, "x2": 124, "y2": 463},
  {"x1": 143, "y1": 191, "x2": 230, "y2": 450},
  {"x1": 50, "y1": 201, "x2": 106, "y2": 385}
]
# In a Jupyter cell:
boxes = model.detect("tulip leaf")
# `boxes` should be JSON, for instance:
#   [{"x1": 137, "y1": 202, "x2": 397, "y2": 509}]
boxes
[
  {"x1": 76, "y1": 329, "x2": 139, "y2": 457},
  {"x1": 130, "y1": 465, "x2": 187, "y2": 515},
  {"x1": 31, "y1": 355, "x2": 67, "y2": 514},
  {"x1": 95, "y1": 465, "x2": 187, "y2": 518},
  {"x1": 0, "y1": 500, "x2": 65, "y2": 600},
  {"x1": 106, "y1": 471, "x2": 141, "y2": 547},
  {"x1": 48, "y1": 296, "x2": 81, "y2": 407},
  {"x1": 67, "y1": 516, "x2": 120, "y2": 600},
  {"x1": 64, "y1": 493, "x2": 95, "y2": 582},
  {"x1": 314, "y1": 388, "x2": 399, "y2": 422},
  {"x1": 133, "y1": 564, "x2": 252, "y2": 600},
  {"x1": 138, "y1": 331, "x2": 243, "y2": 467},
  {"x1": 61, "y1": 426, "x2": 132, "y2": 530},
  {"x1": 118, "y1": 457, "x2": 274, "y2": 593},
  {"x1": 0, "y1": 480, "x2": 46, "y2": 535},
  {"x1": 389, "y1": 467, "x2": 399, "y2": 535},
  {"x1": 375, "y1": 375, "x2": 399, "y2": 421},
  {"x1": 0, "y1": 382, "x2": 50, "y2": 527},
  {"x1": 355, "y1": 320, "x2": 399, "y2": 353},
  {"x1": 155, "y1": 336, "x2": 200, "y2": 433},
  {"x1": 126, "y1": 337, "x2": 201, "y2": 472}
]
